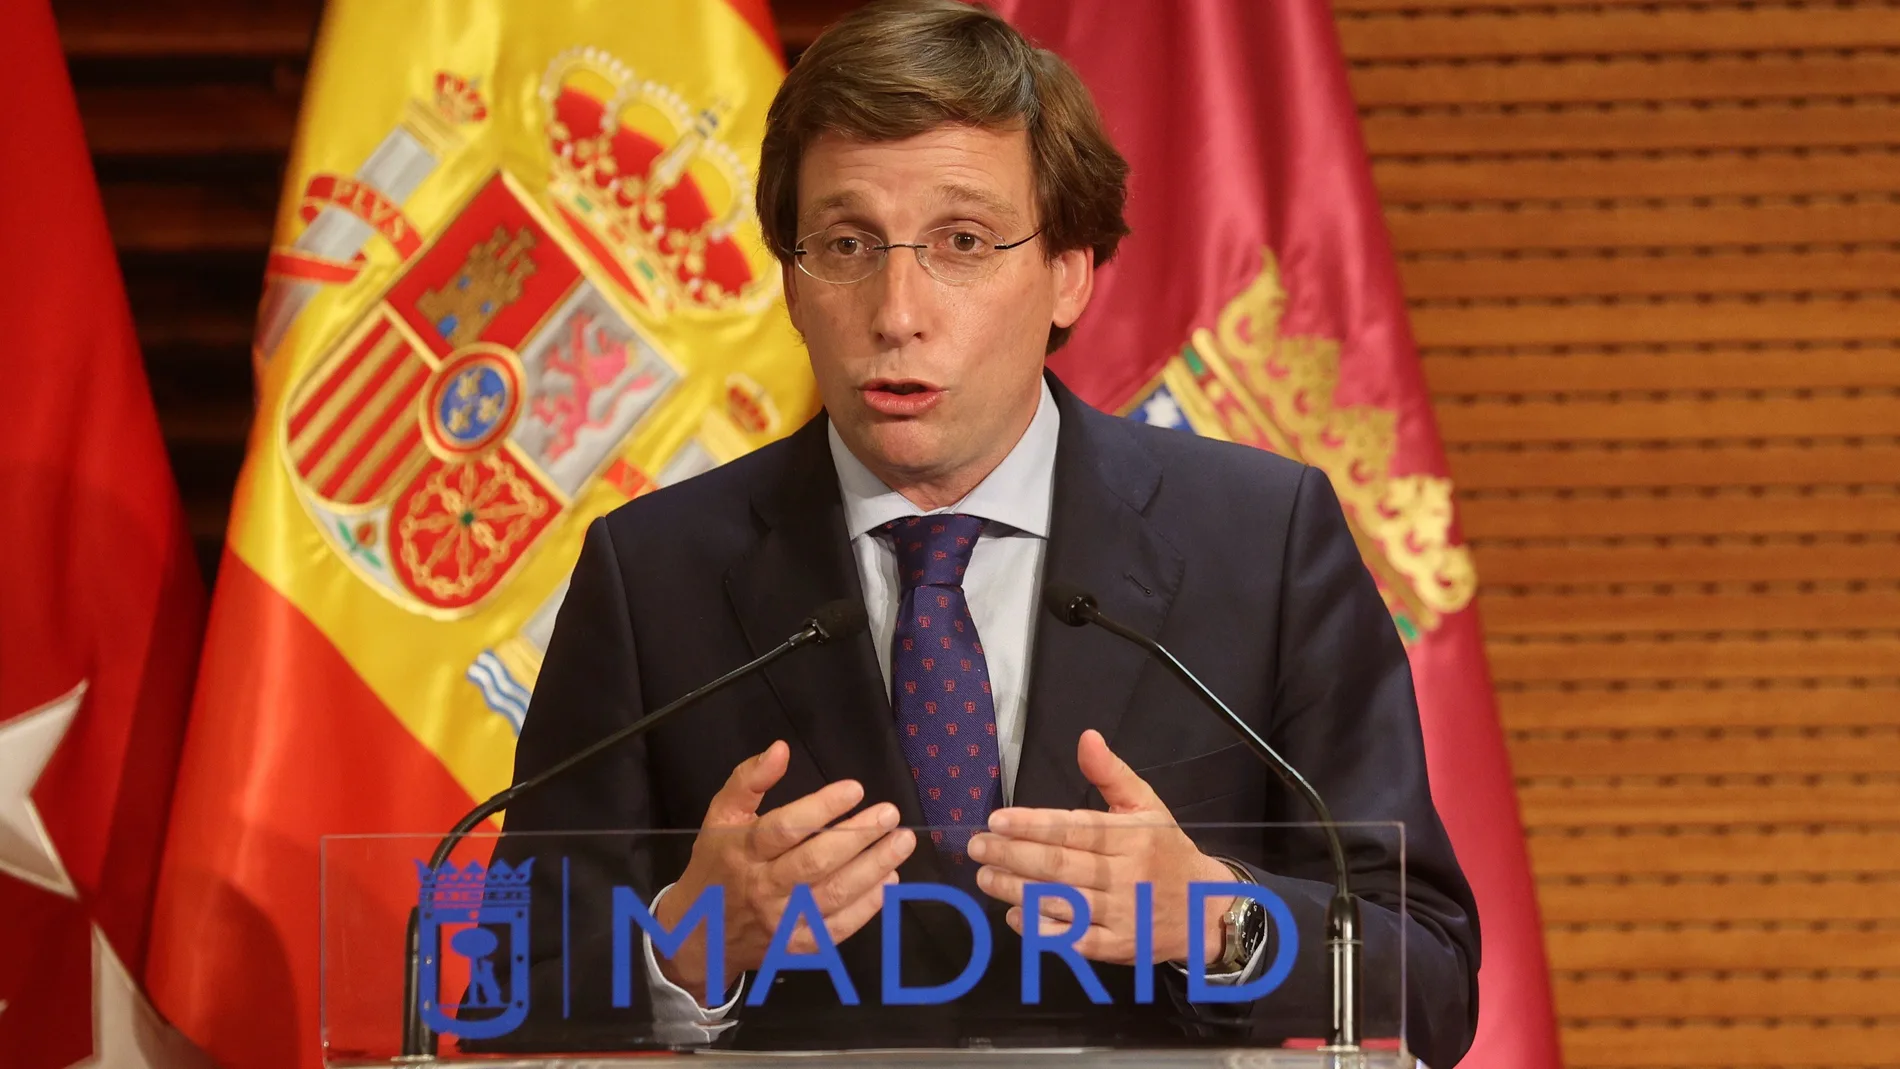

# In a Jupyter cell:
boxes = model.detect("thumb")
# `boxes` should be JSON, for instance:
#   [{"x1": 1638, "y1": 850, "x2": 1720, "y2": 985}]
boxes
[
  {"x1": 1077, "y1": 729, "x2": 1160, "y2": 814},
  {"x1": 706, "y1": 740, "x2": 789, "y2": 826}
]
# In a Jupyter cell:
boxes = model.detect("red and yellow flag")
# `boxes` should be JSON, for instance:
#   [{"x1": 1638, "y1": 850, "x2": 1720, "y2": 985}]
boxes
[
  {"x1": 993, "y1": 1, "x2": 1562, "y2": 1066},
  {"x1": 145, "y1": 2, "x2": 809, "y2": 1065}
]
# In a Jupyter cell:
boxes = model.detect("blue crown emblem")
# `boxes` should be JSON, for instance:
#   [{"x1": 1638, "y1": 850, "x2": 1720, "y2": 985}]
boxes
[{"x1": 414, "y1": 857, "x2": 534, "y2": 1039}]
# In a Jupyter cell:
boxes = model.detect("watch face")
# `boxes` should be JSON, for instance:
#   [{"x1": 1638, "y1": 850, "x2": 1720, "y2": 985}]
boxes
[{"x1": 1233, "y1": 896, "x2": 1268, "y2": 963}]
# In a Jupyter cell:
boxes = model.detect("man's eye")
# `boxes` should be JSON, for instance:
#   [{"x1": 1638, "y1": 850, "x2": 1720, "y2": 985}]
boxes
[
  {"x1": 827, "y1": 236, "x2": 864, "y2": 256},
  {"x1": 946, "y1": 232, "x2": 983, "y2": 253}
]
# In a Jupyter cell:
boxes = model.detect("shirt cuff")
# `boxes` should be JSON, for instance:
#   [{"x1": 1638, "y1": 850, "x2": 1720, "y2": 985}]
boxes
[
  {"x1": 643, "y1": 882, "x2": 744, "y2": 1040},
  {"x1": 1173, "y1": 916, "x2": 1272, "y2": 984}
]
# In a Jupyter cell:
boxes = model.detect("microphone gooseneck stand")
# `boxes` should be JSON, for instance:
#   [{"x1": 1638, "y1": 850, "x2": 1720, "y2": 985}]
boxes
[
  {"x1": 399, "y1": 600, "x2": 868, "y2": 1059},
  {"x1": 1042, "y1": 582, "x2": 1363, "y2": 1053}
]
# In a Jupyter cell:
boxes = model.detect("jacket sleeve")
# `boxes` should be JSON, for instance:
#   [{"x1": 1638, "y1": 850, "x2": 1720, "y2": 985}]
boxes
[{"x1": 1176, "y1": 465, "x2": 1482, "y2": 1068}]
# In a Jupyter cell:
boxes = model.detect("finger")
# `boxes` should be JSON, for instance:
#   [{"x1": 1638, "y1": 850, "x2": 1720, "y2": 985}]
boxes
[
  {"x1": 784, "y1": 872, "x2": 898, "y2": 956},
  {"x1": 771, "y1": 812, "x2": 912, "y2": 903},
  {"x1": 808, "y1": 826, "x2": 917, "y2": 913},
  {"x1": 1004, "y1": 909, "x2": 1131, "y2": 966},
  {"x1": 967, "y1": 832, "x2": 1114, "y2": 891},
  {"x1": 987, "y1": 807, "x2": 1121, "y2": 854},
  {"x1": 975, "y1": 865, "x2": 1110, "y2": 925},
  {"x1": 750, "y1": 779, "x2": 868, "y2": 860},
  {"x1": 704, "y1": 741, "x2": 790, "y2": 826},
  {"x1": 1077, "y1": 729, "x2": 1162, "y2": 814}
]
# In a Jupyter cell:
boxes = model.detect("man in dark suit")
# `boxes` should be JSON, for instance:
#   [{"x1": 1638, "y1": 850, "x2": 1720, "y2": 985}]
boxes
[{"x1": 496, "y1": 1, "x2": 1478, "y2": 1064}]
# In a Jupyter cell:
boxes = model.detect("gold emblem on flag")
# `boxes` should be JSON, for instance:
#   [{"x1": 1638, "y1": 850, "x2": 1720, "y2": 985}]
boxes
[
  {"x1": 1124, "y1": 250, "x2": 1477, "y2": 642},
  {"x1": 273, "y1": 49, "x2": 786, "y2": 619}
]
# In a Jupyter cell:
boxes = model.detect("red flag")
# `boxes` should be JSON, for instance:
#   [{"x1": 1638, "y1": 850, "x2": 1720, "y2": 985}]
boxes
[
  {"x1": 993, "y1": 1, "x2": 1561, "y2": 1065},
  {"x1": 0, "y1": 2, "x2": 208, "y2": 1066}
]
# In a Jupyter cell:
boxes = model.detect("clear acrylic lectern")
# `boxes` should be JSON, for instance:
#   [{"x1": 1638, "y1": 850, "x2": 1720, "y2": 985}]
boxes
[{"x1": 320, "y1": 824, "x2": 1418, "y2": 1068}]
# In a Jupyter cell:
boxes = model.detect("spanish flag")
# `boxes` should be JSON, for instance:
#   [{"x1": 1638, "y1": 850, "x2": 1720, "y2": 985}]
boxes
[{"x1": 145, "y1": 2, "x2": 807, "y2": 1065}]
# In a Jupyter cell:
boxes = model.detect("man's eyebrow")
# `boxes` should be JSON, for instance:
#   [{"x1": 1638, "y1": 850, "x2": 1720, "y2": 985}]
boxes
[
  {"x1": 933, "y1": 183, "x2": 1022, "y2": 223},
  {"x1": 800, "y1": 184, "x2": 1024, "y2": 226},
  {"x1": 802, "y1": 190, "x2": 867, "y2": 223}
]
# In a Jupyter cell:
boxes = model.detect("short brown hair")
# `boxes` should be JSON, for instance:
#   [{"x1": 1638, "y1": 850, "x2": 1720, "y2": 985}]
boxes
[{"x1": 757, "y1": 0, "x2": 1130, "y2": 353}]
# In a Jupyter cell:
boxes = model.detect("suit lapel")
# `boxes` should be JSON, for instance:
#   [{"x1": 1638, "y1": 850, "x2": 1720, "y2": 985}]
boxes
[
  {"x1": 722, "y1": 417, "x2": 954, "y2": 887},
  {"x1": 1014, "y1": 378, "x2": 1185, "y2": 812}
]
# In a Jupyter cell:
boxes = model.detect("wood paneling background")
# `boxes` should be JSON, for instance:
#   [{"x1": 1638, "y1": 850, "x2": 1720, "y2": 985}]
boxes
[{"x1": 51, "y1": 0, "x2": 1899, "y2": 1065}]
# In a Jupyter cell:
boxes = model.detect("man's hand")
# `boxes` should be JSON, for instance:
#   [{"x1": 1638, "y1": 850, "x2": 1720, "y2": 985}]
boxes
[
  {"x1": 654, "y1": 740, "x2": 917, "y2": 999},
  {"x1": 967, "y1": 729, "x2": 1235, "y2": 966}
]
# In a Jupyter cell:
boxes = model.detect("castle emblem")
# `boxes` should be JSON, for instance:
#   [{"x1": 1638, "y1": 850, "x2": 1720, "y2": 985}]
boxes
[
  {"x1": 417, "y1": 226, "x2": 539, "y2": 348},
  {"x1": 1126, "y1": 249, "x2": 1477, "y2": 642}
]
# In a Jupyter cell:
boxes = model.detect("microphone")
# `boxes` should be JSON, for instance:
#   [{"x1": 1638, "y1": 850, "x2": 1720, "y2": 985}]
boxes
[
  {"x1": 1041, "y1": 581, "x2": 1363, "y2": 1052},
  {"x1": 401, "y1": 598, "x2": 869, "y2": 1056}
]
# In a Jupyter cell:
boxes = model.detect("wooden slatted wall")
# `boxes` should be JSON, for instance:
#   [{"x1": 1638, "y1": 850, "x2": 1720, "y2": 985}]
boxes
[
  {"x1": 1334, "y1": 1, "x2": 1900, "y2": 1065},
  {"x1": 54, "y1": 0, "x2": 1900, "y2": 1065}
]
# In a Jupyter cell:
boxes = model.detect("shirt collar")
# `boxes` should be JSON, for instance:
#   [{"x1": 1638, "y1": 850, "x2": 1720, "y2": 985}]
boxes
[{"x1": 828, "y1": 377, "x2": 1059, "y2": 540}]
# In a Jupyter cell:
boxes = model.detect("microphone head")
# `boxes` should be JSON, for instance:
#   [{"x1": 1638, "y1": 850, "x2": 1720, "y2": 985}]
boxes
[
  {"x1": 1041, "y1": 580, "x2": 1098, "y2": 627},
  {"x1": 807, "y1": 598, "x2": 870, "y2": 643}
]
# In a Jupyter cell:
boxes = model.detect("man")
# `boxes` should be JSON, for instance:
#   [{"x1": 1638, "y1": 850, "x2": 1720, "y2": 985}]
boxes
[{"x1": 497, "y1": 0, "x2": 1478, "y2": 1063}]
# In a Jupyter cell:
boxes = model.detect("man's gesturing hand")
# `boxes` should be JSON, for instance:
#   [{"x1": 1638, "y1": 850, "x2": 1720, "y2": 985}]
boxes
[
  {"x1": 967, "y1": 729, "x2": 1235, "y2": 966},
  {"x1": 654, "y1": 740, "x2": 917, "y2": 999}
]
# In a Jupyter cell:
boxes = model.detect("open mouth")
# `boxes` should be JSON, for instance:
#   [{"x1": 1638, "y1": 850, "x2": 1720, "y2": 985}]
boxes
[
  {"x1": 863, "y1": 379, "x2": 938, "y2": 395},
  {"x1": 859, "y1": 378, "x2": 945, "y2": 415}
]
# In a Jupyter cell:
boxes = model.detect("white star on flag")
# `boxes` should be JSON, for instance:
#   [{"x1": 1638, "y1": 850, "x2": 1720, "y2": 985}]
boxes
[
  {"x1": 76, "y1": 926, "x2": 213, "y2": 1069},
  {"x1": 0, "y1": 681, "x2": 86, "y2": 899},
  {"x1": 0, "y1": 682, "x2": 212, "y2": 1069}
]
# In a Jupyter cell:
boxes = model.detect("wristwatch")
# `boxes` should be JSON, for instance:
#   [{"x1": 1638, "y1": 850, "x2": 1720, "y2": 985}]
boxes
[{"x1": 1209, "y1": 857, "x2": 1268, "y2": 974}]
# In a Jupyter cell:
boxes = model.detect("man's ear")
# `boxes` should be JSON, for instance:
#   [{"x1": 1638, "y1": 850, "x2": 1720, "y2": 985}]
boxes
[{"x1": 1049, "y1": 246, "x2": 1095, "y2": 329}]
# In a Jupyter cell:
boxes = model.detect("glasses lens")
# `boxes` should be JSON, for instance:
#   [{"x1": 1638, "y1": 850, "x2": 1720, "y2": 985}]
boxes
[
  {"x1": 920, "y1": 225, "x2": 1005, "y2": 283},
  {"x1": 798, "y1": 225, "x2": 881, "y2": 284}
]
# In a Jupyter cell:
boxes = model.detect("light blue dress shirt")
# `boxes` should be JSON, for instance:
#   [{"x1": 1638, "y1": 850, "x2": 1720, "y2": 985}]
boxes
[{"x1": 828, "y1": 377, "x2": 1060, "y2": 805}]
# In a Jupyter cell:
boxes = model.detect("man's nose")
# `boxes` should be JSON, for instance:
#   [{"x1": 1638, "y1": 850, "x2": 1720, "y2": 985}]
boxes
[{"x1": 870, "y1": 247, "x2": 931, "y2": 348}]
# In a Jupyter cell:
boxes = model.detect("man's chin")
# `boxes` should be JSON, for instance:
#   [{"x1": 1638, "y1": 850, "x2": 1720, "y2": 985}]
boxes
[{"x1": 839, "y1": 419, "x2": 956, "y2": 481}]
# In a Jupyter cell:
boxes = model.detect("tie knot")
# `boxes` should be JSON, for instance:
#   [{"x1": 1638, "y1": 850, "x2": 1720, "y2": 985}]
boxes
[{"x1": 880, "y1": 514, "x2": 986, "y2": 590}]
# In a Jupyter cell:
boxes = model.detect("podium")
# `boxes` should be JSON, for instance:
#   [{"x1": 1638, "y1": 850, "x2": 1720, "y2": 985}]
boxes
[{"x1": 320, "y1": 824, "x2": 1416, "y2": 1067}]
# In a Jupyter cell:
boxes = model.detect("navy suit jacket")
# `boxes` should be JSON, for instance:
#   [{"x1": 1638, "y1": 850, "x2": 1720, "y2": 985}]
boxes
[{"x1": 493, "y1": 374, "x2": 1479, "y2": 1065}]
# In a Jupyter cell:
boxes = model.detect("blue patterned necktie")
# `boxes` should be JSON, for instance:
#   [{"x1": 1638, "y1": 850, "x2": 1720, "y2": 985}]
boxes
[{"x1": 880, "y1": 514, "x2": 1001, "y2": 881}]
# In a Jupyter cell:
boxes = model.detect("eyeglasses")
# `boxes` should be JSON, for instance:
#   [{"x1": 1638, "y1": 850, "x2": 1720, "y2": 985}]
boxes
[{"x1": 791, "y1": 223, "x2": 1042, "y2": 286}]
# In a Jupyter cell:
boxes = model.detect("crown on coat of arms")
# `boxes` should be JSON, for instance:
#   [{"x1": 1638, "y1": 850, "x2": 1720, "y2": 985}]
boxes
[
  {"x1": 538, "y1": 48, "x2": 769, "y2": 315},
  {"x1": 414, "y1": 858, "x2": 534, "y2": 916}
]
